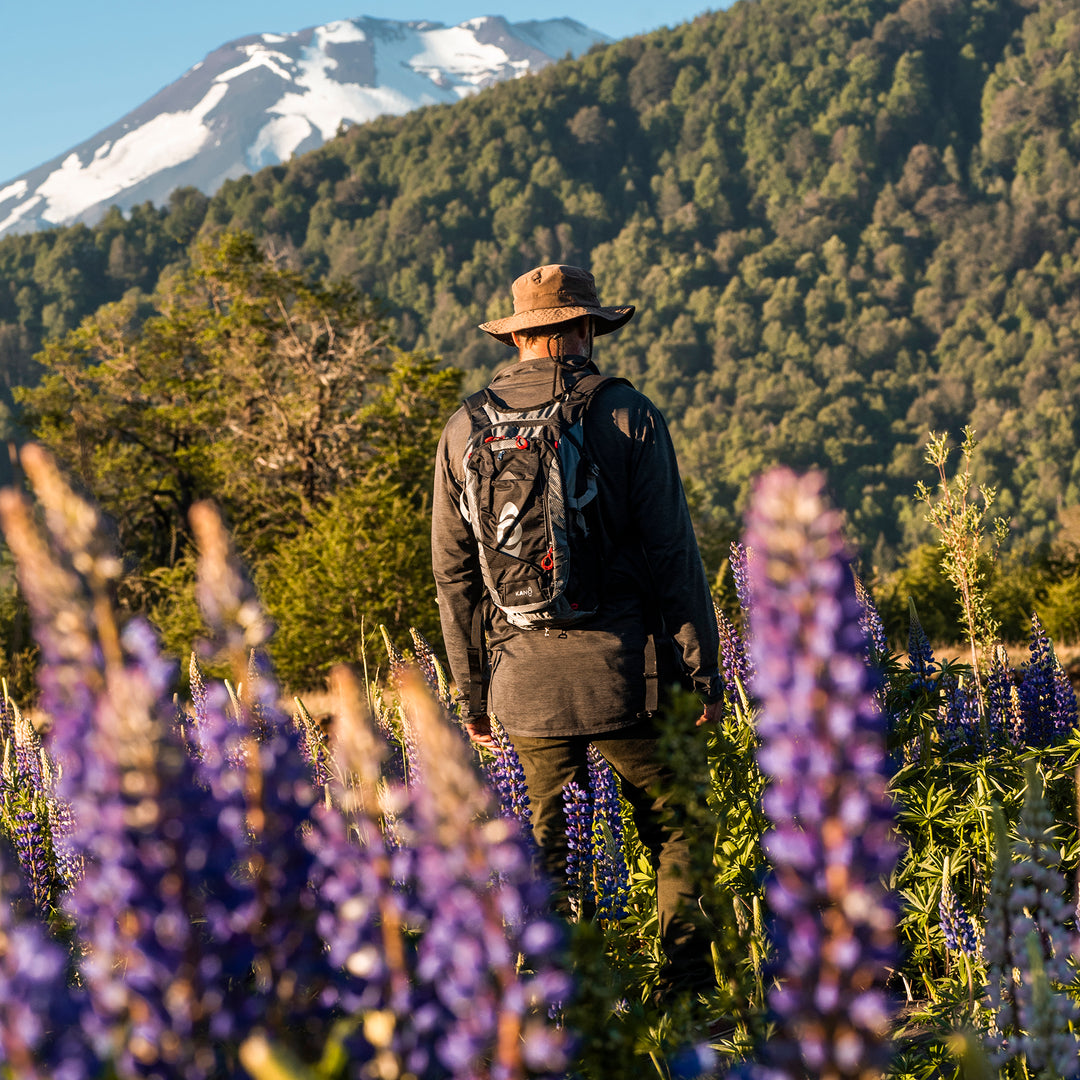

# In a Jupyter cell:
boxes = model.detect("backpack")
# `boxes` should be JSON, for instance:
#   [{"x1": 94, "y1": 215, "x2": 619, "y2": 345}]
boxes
[{"x1": 459, "y1": 372, "x2": 629, "y2": 630}]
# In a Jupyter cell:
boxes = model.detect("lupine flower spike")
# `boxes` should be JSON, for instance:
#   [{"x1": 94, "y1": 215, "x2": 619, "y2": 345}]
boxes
[
  {"x1": 411, "y1": 627, "x2": 455, "y2": 712},
  {"x1": 399, "y1": 669, "x2": 570, "y2": 1078},
  {"x1": 1018, "y1": 613, "x2": 1057, "y2": 748},
  {"x1": 906, "y1": 602, "x2": 937, "y2": 696},
  {"x1": 562, "y1": 781, "x2": 594, "y2": 921},
  {"x1": 853, "y1": 574, "x2": 889, "y2": 664},
  {"x1": 0, "y1": 450, "x2": 251, "y2": 1077},
  {"x1": 746, "y1": 468, "x2": 900, "y2": 1080},
  {"x1": 587, "y1": 745, "x2": 629, "y2": 922},
  {"x1": 486, "y1": 716, "x2": 533, "y2": 837},
  {"x1": 715, "y1": 602, "x2": 751, "y2": 715},
  {"x1": 730, "y1": 540, "x2": 753, "y2": 620},
  {"x1": 983, "y1": 765, "x2": 1080, "y2": 1075},
  {"x1": 984, "y1": 646, "x2": 1013, "y2": 751},
  {"x1": 1008, "y1": 762, "x2": 1079, "y2": 1074}
]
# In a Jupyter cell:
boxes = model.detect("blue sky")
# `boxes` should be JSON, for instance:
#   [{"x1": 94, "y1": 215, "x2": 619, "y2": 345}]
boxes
[{"x1": 0, "y1": 1, "x2": 730, "y2": 184}]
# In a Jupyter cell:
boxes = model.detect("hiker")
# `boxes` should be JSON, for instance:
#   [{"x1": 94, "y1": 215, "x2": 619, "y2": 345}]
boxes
[{"x1": 430, "y1": 263, "x2": 722, "y2": 997}]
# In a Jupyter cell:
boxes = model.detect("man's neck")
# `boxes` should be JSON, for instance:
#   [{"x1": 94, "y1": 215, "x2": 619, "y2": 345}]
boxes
[{"x1": 516, "y1": 348, "x2": 590, "y2": 363}]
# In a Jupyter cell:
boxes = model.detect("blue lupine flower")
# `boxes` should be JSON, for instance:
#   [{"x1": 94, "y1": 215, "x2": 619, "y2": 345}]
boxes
[
  {"x1": 1017, "y1": 613, "x2": 1056, "y2": 747},
  {"x1": 401, "y1": 673, "x2": 571, "y2": 1078},
  {"x1": 747, "y1": 468, "x2": 899, "y2": 1080},
  {"x1": 562, "y1": 781, "x2": 594, "y2": 920},
  {"x1": 854, "y1": 575, "x2": 888, "y2": 662},
  {"x1": 189, "y1": 650, "x2": 208, "y2": 727},
  {"x1": 411, "y1": 627, "x2": 456, "y2": 712},
  {"x1": 939, "y1": 675, "x2": 979, "y2": 757},
  {"x1": 984, "y1": 762, "x2": 1080, "y2": 1075},
  {"x1": 984, "y1": 646, "x2": 1013, "y2": 750},
  {"x1": 906, "y1": 608, "x2": 937, "y2": 697},
  {"x1": 588, "y1": 745, "x2": 629, "y2": 922},
  {"x1": 487, "y1": 716, "x2": 533, "y2": 838},
  {"x1": 1050, "y1": 665, "x2": 1078, "y2": 743},
  {"x1": 730, "y1": 540, "x2": 752, "y2": 621},
  {"x1": 716, "y1": 605, "x2": 751, "y2": 711},
  {"x1": 0, "y1": 841, "x2": 95, "y2": 1080},
  {"x1": 939, "y1": 884, "x2": 978, "y2": 955},
  {"x1": 11, "y1": 797, "x2": 51, "y2": 910}
]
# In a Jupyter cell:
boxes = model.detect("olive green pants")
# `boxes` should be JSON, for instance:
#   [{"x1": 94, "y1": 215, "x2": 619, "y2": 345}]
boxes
[{"x1": 509, "y1": 716, "x2": 714, "y2": 995}]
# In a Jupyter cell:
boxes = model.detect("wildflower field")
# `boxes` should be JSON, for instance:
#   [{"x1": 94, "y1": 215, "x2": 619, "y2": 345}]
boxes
[{"x1": 0, "y1": 439, "x2": 1078, "y2": 1080}]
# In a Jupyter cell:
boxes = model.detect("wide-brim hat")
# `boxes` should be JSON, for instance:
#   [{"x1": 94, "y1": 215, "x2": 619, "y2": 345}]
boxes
[{"x1": 479, "y1": 264, "x2": 635, "y2": 346}]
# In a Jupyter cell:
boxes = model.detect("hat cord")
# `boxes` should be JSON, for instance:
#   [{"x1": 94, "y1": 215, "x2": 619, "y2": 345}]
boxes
[{"x1": 549, "y1": 318, "x2": 593, "y2": 401}]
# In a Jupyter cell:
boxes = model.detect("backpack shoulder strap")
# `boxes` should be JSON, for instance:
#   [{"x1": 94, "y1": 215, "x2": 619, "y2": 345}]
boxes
[{"x1": 565, "y1": 372, "x2": 633, "y2": 408}]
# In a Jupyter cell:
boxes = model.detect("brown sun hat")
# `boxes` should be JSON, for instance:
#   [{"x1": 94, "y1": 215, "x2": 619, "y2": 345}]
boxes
[{"x1": 479, "y1": 264, "x2": 635, "y2": 346}]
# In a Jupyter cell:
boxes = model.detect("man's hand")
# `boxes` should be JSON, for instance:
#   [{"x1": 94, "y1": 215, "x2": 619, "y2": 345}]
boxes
[
  {"x1": 697, "y1": 700, "x2": 722, "y2": 727},
  {"x1": 465, "y1": 714, "x2": 498, "y2": 749}
]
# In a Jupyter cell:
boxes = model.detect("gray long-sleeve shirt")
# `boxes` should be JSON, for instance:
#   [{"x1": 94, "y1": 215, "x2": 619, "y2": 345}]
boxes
[{"x1": 431, "y1": 354, "x2": 720, "y2": 737}]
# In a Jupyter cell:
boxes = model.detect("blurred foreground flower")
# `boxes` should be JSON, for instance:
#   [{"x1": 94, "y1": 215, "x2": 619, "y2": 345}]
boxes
[
  {"x1": 746, "y1": 468, "x2": 900, "y2": 1080},
  {"x1": 0, "y1": 446, "x2": 571, "y2": 1080},
  {"x1": 983, "y1": 763, "x2": 1079, "y2": 1075}
]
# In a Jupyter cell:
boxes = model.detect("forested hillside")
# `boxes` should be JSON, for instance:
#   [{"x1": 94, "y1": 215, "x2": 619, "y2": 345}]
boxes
[{"x1": 2, "y1": 0, "x2": 1079, "y2": 564}]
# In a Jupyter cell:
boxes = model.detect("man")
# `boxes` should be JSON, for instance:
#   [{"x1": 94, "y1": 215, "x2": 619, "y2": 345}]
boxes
[{"x1": 431, "y1": 263, "x2": 722, "y2": 996}]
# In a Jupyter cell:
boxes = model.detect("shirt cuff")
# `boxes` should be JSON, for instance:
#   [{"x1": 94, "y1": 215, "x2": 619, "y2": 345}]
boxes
[{"x1": 695, "y1": 673, "x2": 724, "y2": 706}]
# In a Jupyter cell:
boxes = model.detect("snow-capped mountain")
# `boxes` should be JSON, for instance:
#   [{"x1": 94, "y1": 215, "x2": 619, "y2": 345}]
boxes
[{"x1": 0, "y1": 15, "x2": 607, "y2": 238}]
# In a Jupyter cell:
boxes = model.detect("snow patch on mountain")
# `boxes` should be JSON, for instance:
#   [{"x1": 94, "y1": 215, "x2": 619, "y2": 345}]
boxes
[
  {"x1": 0, "y1": 15, "x2": 608, "y2": 238},
  {"x1": 34, "y1": 83, "x2": 231, "y2": 224}
]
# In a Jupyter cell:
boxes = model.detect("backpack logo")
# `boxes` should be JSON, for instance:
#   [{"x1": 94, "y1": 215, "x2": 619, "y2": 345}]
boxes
[{"x1": 496, "y1": 502, "x2": 523, "y2": 558}]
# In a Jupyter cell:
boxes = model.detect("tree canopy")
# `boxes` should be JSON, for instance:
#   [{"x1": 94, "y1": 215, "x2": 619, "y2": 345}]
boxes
[
  {"x1": 15, "y1": 234, "x2": 460, "y2": 686},
  {"x1": 1, "y1": 0, "x2": 1079, "y2": 569}
]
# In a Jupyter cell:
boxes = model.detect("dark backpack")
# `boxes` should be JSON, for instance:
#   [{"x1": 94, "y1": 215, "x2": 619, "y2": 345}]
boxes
[{"x1": 459, "y1": 372, "x2": 628, "y2": 629}]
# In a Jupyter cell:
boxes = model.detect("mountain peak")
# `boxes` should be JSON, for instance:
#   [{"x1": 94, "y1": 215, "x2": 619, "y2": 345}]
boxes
[{"x1": 0, "y1": 15, "x2": 608, "y2": 238}]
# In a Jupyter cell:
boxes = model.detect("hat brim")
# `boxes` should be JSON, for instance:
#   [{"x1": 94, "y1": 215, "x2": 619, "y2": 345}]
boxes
[{"x1": 479, "y1": 304, "x2": 635, "y2": 347}]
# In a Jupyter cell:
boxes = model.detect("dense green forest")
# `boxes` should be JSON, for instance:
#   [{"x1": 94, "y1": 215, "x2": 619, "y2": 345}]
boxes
[{"x1": 2, "y1": 0, "x2": 1080, "y2": 676}]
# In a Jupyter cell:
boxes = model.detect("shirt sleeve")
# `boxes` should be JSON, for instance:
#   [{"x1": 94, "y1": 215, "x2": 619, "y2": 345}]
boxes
[
  {"x1": 430, "y1": 416, "x2": 486, "y2": 717},
  {"x1": 628, "y1": 399, "x2": 722, "y2": 703}
]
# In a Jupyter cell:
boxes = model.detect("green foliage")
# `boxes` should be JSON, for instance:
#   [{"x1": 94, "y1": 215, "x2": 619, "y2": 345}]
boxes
[{"x1": 16, "y1": 235, "x2": 462, "y2": 689}]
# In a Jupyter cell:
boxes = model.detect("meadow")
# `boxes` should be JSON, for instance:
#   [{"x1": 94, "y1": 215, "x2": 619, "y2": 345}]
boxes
[{"x1": 0, "y1": 434, "x2": 1077, "y2": 1080}]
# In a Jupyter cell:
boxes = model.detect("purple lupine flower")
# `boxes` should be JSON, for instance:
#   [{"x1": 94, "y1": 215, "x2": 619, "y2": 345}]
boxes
[
  {"x1": 295, "y1": 697, "x2": 333, "y2": 788},
  {"x1": 486, "y1": 716, "x2": 533, "y2": 838},
  {"x1": 730, "y1": 540, "x2": 753, "y2": 621},
  {"x1": 11, "y1": 709, "x2": 44, "y2": 791},
  {"x1": 939, "y1": 884, "x2": 978, "y2": 956},
  {"x1": 11, "y1": 797, "x2": 51, "y2": 910},
  {"x1": 47, "y1": 796, "x2": 82, "y2": 888},
  {"x1": 0, "y1": 690, "x2": 12, "y2": 746},
  {"x1": 984, "y1": 646, "x2": 1013, "y2": 750},
  {"x1": 985, "y1": 762, "x2": 1080, "y2": 1074},
  {"x1": 411, "y1": 627, "x2": 455, "y2": 712},
  {"x1": 716, "y1": 604, "x2": 751, "y2": 711},
  {"x1": 1, "y1": 464, "x2": 255, "y2": 1075},
  {"x1": 562, "y1": 781, "x2": 594, "y2": 921},
  {"x1": 1050, "y1": 665, "x2": 1077, "y2": 743},
  {"x1": 189, "y1": 650, "x2": 209, "y2": 726},
  {"x1": 746, "y1": 468, "x2": 900, "y2": 1080},
  {"x1": 854, "y1": 575, "x2": 889, "y2": 662},
  {"x1": 63, "y1": 619, "x2": 254, "y2": 1076},
  {"x1": 399, "y1": 672, "x2": 571, "y2": 1079},
  {"x1": 0, "y1": 842, "x2": 95, "y2": 1080},
  {"x1": 906, "y1": 608, "x2": 937, "y2": 696},
  {"x1": 587, "y1": 744, "x2": 629, "y2": 922},
  {"x1": 939, "y1": 675, "x2": 979, "y2": 757},
  {"x1": 1017, "y1": 613, "x2": 1057, "y2": 748}
]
